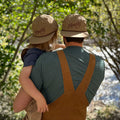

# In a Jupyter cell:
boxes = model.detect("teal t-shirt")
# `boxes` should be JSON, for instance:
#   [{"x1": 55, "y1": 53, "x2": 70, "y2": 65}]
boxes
[{"x1": 30, "y1": 46, "x2": 105, "y2": 104}]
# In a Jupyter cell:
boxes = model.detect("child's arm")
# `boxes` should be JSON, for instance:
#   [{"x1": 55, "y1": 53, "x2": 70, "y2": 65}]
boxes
[
  {"x1": 54, "y1": 43, "x2": 66, "y2": 49},
  {"x1": 19, "y1": 66, "x2": 48, "y2": 113},
  {"x1": 13, "y1": 87, "x2": 32, "y2": 113}
]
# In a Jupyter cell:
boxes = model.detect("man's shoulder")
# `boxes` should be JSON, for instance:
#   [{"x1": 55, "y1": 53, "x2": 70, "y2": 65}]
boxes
[
  {"x1": 37, "y1": 50, "x2": 58, "y2": 63},
  {"x1": 93, "y1": 54, "x2": 105, "y2": 74},
  {"x1": 94, "y1": 54, "x2": 104, "y2": 65},
  {"x1": 42, "y1": 50, "x2": 58, "y2": 57}
]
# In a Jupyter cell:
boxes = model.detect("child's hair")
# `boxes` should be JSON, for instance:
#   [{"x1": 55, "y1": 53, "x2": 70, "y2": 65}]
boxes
[
  {"x1": 21, "y1": 31, "x2": 57, "y2": 60},
  {"x1": 27, "y1": 31, "x2": 57, "y2": 51}
]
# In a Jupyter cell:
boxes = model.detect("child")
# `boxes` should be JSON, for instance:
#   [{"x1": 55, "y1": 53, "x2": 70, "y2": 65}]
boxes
[{"x1": 13, "y1": 15, "x2": 65, "y2": 119}]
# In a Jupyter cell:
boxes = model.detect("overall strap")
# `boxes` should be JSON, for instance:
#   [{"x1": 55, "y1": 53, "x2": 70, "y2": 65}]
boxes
[
  {"x1": 57, "y1": 50, "x2": 74, "y2": 93},
  {"x1": 76, "y1": 54, "x2": 96, "y2": 94}
]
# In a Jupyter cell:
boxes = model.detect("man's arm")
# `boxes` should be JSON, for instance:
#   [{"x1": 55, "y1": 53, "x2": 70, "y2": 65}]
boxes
[{"x1": 86, "y1": 56, "x2": 105, "y2": 104}]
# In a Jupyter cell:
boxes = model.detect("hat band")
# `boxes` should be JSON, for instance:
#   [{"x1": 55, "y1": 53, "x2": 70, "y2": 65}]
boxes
[
  {"x1": 62, "y1": 30, "x2": 87, "y2": 32},
  {"x1": 33, "y1": 31, "x2": 56, "y2": 38}
]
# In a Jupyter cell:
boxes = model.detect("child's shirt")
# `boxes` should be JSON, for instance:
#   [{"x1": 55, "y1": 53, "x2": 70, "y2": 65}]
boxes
[{"x1": 22, "y1": 48, "x2": 45, "y2": 67}]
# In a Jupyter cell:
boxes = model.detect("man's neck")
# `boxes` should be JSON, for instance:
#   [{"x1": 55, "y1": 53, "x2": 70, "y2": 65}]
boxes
[{"x1": 66, "y1": 42, "x2": 83, "y2": 47}]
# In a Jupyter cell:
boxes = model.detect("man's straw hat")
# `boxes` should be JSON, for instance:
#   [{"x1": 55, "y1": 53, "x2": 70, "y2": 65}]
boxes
[
  {"x1": 29, "y1": 14, "x2": 58, "y2": 44},
  {"x1": 61, "y1": 14, "x2": 89, "y2": 38}
]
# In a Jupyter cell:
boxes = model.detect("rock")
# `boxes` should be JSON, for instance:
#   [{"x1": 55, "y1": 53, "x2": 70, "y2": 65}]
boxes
[{"x1": 87, "y1": 100, "x2": 120, "y2": 120}]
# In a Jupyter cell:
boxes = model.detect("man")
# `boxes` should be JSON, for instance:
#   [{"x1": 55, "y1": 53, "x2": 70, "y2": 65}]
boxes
[{"x1": 29, "y1": 14, "x2": 105, "y2": 120}]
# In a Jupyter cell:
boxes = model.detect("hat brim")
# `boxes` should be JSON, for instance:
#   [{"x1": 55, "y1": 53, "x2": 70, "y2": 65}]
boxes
[
  {"x1": 61, "y1": 31, "x2": 89, "y2": 38},
  {"x1": 29, "y1": 32, "x2": 55, "y2": 44}
]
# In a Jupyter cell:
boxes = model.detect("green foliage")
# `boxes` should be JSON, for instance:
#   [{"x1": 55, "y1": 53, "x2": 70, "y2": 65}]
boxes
[{"x1": 0, "y1": 44, "x2": 15, "y2": 79}]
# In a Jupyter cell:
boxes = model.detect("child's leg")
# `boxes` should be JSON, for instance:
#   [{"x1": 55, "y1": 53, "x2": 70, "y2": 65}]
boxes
[
  {"x1": 23, "y1": 112, "x2": 42, "y2": 120},
  {"x1": 13, "y1": 87, "x2": 32, "y2": 113},
  {"x1": 23, "y1": 100, "x2": 42, "y2": 120}
]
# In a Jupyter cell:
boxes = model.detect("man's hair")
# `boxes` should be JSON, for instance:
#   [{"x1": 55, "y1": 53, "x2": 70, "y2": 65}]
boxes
[{"x1": 65, "y1": 37, "x2": 84, "y2": 43}]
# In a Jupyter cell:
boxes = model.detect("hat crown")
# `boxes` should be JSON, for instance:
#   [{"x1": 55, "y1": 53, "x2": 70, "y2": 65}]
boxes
[
  {"x1": 62, "y1": 14, "x2": 87, "y2": 32},
  {"x1": 61, "y1": 14, "x2": 89, "y2": 38},
  {"x1": 32, "y1": 15, "x2": 58, "y2": 37},
  {"x1": 29, "y1": 15, "x2": 58, "y2": 44}
]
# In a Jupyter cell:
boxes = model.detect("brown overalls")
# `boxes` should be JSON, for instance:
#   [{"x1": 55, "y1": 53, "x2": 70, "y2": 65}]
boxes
[{"x1": 23, "y1": 50, "x2": 95, "y2": 120}]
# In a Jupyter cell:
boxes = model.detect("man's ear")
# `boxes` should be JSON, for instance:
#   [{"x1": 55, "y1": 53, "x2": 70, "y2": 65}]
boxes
[{"x1": 63, "y1": 37, "x2": 67, "y2": 45}]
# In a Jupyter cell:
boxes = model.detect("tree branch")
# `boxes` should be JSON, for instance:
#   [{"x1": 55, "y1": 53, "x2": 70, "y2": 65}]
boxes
[
  {"x1": 102, "y1": 0, "x2": 120, "y2": 35},
  {"x1": 100, "y1": 47, "x2": 120, "y2": 81},
  {"x1": 21, "y1": 34, "x2": 32, "y2": 44},
  {"x1": 11, "y1": 26, "x2": 20, "y2": 45},
  {"x1": 103, "y1": 46, "x2": 119, "y2": 71},
  {"x1": 2, "y1": 0, "x2": 38, "y2": 83},
  {"x1": 11, "y1": 2, "x2": 25, "y2": 46}
]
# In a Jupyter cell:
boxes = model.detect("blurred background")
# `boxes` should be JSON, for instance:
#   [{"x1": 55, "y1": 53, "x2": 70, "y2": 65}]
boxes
[{"x1": 0, "y1": 0, "x2": 120, "y2": 119}]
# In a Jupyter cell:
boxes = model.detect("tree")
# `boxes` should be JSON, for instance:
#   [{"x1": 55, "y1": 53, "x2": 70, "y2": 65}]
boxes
[{"x1": 91, "y1": 0, "x2": 120, "y2": 81}]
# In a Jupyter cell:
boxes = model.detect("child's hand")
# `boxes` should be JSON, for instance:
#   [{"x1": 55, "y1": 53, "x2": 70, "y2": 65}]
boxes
[
  {"x1": 54, "y1": 44, "x2": 66, "y2": 49},
  {"x1": 36, "y1": 94, "x2": 49, "y2": 113}
]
